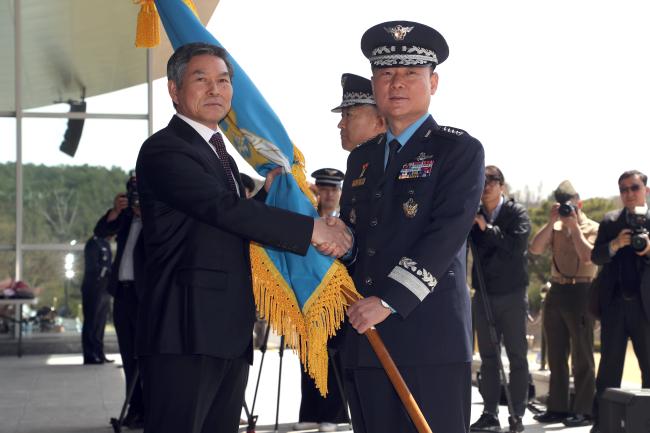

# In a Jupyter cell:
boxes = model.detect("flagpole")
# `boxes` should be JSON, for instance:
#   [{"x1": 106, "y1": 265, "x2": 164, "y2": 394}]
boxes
[{"x1": 341, "y1": 288, "x2": 433, "y2": 433}]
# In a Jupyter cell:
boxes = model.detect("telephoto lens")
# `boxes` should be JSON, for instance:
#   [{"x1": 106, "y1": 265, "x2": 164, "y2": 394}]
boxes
[{"x1": 558, "y1": 202, "x2": 575, "y2": 217}]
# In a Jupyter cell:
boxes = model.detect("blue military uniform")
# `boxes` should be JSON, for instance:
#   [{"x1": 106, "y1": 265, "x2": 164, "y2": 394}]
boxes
[{"x1": 339, "y1": 20, "x2": 485, "y2": 433}]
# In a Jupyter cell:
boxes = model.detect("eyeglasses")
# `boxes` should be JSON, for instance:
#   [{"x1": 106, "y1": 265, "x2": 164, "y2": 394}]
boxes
[
  {"x1": 485, "y1": 175, "x2": 502, "y2": 186},
  {"x1": 619, "y1": 184, "x2": 642, "y2": 194}
]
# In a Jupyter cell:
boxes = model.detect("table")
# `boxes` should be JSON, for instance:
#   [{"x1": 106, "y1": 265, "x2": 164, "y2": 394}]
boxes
[{"x1": 0, "y1": 297, "x2": 38, "y2": 357}]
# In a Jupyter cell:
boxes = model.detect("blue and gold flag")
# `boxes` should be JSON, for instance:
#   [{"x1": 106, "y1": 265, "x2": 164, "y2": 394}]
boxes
[{"x1": 135, "y1": 0, "x2": 357, "y2": 394}]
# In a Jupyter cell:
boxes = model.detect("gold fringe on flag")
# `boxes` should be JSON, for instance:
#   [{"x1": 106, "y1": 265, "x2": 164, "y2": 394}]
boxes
[
  {"x1": 250, "y1": 244, "x2": 359, "y2": 396},
  {"x1": 134, "y1": 0, "x2": 160, "y2": 48},
  {"x1": 292, "y1": 145, "x2": 318, "y2": 208}
]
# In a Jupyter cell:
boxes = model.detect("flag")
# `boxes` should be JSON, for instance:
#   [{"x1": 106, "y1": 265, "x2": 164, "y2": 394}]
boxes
[{"x1": 134, "y1": 0, "x2": 358, "y2": 395}]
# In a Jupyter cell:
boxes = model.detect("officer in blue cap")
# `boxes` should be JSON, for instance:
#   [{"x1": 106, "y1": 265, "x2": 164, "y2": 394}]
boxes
[
  {"x1": 332, "y1": 73, "x2": 385, "y2": 152},
  {"x1": 338, "y1": 21, "x2": 486, "y2": 433}
]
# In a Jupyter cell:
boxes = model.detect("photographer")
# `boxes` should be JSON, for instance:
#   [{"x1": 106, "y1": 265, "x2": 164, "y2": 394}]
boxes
[
  {"x1": 469, "y1": 166, "x2": 531, "y2": 432},
  {"x1": 590, "y1": 170, "x2": 650, "y2": 433},
  {"x1": 94, "y1": 174, "x2": 145, "y2": 429},
  {"x1": 529, "y1": 181, "x2": 599, "y2": 427}
]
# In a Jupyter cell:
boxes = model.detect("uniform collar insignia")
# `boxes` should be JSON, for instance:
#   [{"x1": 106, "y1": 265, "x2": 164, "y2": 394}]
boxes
[{"x1": 384, "y1": 25, "x2": 414, "y2": 41}]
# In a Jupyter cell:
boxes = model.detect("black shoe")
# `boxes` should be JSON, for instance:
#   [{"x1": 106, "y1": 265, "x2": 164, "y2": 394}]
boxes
[
  {"x1": 470, "y1": 413, "x2": 501, "y2": 432},
  {"x1": 83, "y1": 356, "x2": 103, "y2": 365},
  {"x1": 533, "y1": 410, "x2": 567, "y2": 423},
  {"x1": 589, "y1": 424, "x2": 600, "y2": 433},
  {"x1": 508, "y1": 416, "x2": 524, "y2": 432},
  {"x1": 563, "y1": 414, "x2": 593, "y2": 427},
  {"x1": 100, "y1": 356, "x2": 115, "y2": 363}
]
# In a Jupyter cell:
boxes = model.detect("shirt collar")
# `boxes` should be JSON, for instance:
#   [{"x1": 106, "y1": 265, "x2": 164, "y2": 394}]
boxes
[
  {"x1": 385, "y1": 113, "x2": 431, "y2": 148},
  {"x1": 175, "y1": 113, "x2": 221, "y2": 144},
  {"x1": 485, "y1": 195, "x2": 506, "y2": 224}
]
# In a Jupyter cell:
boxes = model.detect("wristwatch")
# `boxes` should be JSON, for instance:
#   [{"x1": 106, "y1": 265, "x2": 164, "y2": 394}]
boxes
[{"x1": 380, "y1": 299, "x2": 396, "y2": 314}]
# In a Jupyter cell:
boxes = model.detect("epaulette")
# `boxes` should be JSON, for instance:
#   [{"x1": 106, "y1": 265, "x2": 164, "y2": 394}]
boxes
[{"x1": 437, "y1": 125, "x2": 466, "y2": 137}]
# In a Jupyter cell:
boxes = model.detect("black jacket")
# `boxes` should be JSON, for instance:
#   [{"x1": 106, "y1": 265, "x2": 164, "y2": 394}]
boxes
[
  {"x1": 94, "y1": 209, "x2": 145, "y2": 299},
  {"x1": 134, "y1": 115, "x2": 313, "y2": 361},
  {"x1": 81, "y1": 235, "x2": 112, "y2": 293},
  {"x1": 592, "y1": 208, "x2": 650, "y2": 318},
  {"x1": 470, "y1": 198, "x2": 531, "y2": 295}
]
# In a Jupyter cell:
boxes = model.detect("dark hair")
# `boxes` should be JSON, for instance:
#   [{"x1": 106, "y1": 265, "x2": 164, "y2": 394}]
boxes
[
  {"x1": 240, "y1": 173, "x2": 255, "y2": 193},
  {"x1": 167, "y1": 42, "x2": 234, "y2": 88},
  {"x1": 485, "y1": 165, "x2": 505, "y2": 185},
  {"x1": 618, "y1": 170, "x2": 648, "y2": 186}
]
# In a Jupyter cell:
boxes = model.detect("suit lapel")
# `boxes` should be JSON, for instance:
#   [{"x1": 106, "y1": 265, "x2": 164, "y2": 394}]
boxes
[{"x1": 169, "y1": 116, "x2": 241, "y2": 193}]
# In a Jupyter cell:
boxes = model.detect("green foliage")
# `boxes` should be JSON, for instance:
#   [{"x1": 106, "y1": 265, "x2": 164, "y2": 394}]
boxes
[{"x1": 0, "y1": 163, "x2": 128, "y2": 315}]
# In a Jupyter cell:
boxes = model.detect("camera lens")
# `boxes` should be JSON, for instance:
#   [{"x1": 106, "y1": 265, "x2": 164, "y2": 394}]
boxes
[
  {"x1": 631, "y1": 234, "x2": 648, "y2": 252},
  {"x1": 558, "y1": 202, "x2": 573, "y2": 217}
]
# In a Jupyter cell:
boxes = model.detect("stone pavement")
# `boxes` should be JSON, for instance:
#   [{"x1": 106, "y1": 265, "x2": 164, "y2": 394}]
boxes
[{"x1": 0, "y1": 351, "x2": 595, "y2": 433}]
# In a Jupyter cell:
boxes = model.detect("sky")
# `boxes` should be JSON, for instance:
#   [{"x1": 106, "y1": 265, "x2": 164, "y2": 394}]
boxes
[{"x1": 3, "y1": 0, "x2": 650, "y2": 201}]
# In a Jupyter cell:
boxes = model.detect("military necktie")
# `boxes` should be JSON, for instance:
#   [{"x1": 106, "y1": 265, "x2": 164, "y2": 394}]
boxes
[
  {"x1": 385, "y1": 139, "x2": 401, "y2": 172},
  {"x1": 209, "y1": 132, "x2": 237, "y2": 193}
]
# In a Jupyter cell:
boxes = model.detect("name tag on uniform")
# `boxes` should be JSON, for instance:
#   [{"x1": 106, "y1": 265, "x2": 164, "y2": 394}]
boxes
[
  {"x1": 398, "y1": 159, "x2": 433, "y2": 180},
  {"x1": 352, "y1": 162, "x2": 369, "y2": 187}
]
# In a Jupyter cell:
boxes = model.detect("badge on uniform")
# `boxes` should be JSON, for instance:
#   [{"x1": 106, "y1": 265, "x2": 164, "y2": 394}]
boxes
[
  {"x1": 402, "y1": 198, "x2": 418, "y2": 218},
  {"x1": 352, "y1": 162, "x2": 369, "y2": 187},
  {"x1": 398, "y1": 154, "x2": 434, "y2": 180}
]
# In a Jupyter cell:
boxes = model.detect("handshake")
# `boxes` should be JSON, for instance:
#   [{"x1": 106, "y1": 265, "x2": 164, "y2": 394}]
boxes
[{"x1": 311, "y1": 216, "x2": 353, "y2": 258}]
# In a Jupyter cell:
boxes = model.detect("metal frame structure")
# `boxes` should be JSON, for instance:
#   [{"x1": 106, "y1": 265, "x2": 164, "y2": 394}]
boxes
[{"x1": 4, "y1": 0, "x2": 153, "y2": 284}]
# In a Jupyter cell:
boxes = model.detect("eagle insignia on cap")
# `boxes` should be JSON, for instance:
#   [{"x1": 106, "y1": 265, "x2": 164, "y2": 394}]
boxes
[{"x1": 384, "y1": 25, "x2": 414, "y2": 41}]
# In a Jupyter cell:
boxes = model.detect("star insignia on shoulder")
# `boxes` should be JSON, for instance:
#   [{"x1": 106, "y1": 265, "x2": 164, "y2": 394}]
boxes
[
  {"x1": 440, "y1": 126, "x2": 465, "y2": 136},
  {"x1": 384, "y1": 25, "x2": 414, "y2": 41}
]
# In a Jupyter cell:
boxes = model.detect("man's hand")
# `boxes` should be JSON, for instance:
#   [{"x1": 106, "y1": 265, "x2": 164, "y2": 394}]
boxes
[
  {"x1": 264, "y1": 167, "x2": 283, "y2": 193},
  {"x1": 347, "y1": 296, "x2": 391, "y2": 334},
  {"x1": 635, "y1": 233, "x2": 650, "y2": 257},
  {"x1": 107, "y1": 193, "x2": 128, "y2": 222},
  {"x1": 474, "y1": 214, "x2": 487, "y2": 231},
  {"x1": 549, "y1": 203, "x2": 561, "y2": 224},
  {"x1": 610, "y1": 228, "x2": 632, "y2": 254},
  {"x1": 312, "y1": 217, "x2": 352, "y2": 257}
]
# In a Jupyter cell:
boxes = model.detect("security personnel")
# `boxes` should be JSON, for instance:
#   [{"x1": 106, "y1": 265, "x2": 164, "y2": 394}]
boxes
[
  {"x1": 81, "y1": 234, "x2": 113, "y2": 364},
  {"x1": 332, "y1": 74, "x2": 386, "y2": 152},
  {"x1": 339, "y1": 21, "x2": 485, "y2": 433},
  {"x1": 294, "y1": 169, "x2": 348, "y2": 432}
]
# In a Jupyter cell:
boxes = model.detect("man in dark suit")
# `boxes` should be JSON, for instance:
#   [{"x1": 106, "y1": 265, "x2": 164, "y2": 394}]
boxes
[
  {"x1": 338, "y1": 21, "x2": 484, "y2": 433},
  {"x1": 469, "y1": 165, "x2": 531, "y2": 432},
  {"x1": 135, "y1": 42, "x2": 351, "y2": 433},
  {"x1": 94, "y1": 182, "x2": 146, "y2": 428},
  {"x1": 80, "y1": 234, "x2": 112, "y2": 365},
  {"x1": 590, "y1": 170, "x2": 650, "y2": 433}
]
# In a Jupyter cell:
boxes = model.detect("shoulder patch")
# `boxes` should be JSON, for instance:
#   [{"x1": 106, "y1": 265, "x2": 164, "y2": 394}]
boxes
[{"x1": 439, "y1": 125, "x2": 465, "y2": 136}]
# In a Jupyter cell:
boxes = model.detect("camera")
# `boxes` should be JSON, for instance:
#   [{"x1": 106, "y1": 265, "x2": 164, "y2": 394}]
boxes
[
  {"x1": 626, "y1": 205, "x2": 649, "y2": 252},
  {"x1": 126, "y1": 175, "x2": 139, "y2": 208},
  {"x1": 558, "y1": 201, "x2": 577, "y2": 217}
]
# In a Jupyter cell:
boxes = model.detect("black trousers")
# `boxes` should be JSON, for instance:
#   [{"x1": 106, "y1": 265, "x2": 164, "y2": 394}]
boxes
[
  {"x1": 142, "y1": 354, "x2": 249, "y2": 433},
  {"x1": 594, "y1": 295, "x2": 650, "y2": 421},
  {"x1": 114, "y1": 281, "x2": 144, "y2": 415},
  {"x1": 298, "y1": 351, "x2": 347, "y2": 423},
  {"x1": 544, "y1": 282, "x2": 595, "y2": 415},
  {"x1": 473, "y1": 291, "x2": 529, "y2": 417},
  {"x1": 343, "y1": 362, "x2": 471, "y2": 433},
  {"x1": 81, "y1": 284, "x2": 110, "y2": 360}
]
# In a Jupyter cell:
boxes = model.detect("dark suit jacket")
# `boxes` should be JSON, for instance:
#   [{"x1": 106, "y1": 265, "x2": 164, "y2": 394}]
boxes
[
  {"x1": 470, "y1": 198, "x2": 531, "y2": 295},
  {"x1": 339, "y1": 116, "x2": 485, "y2": 368},
  {"x1": 592, "y1": 208, "x2": 650, "y2": 319},
  {"x1": 94, "y1": 209, "x2": 145, "y2": 299},
  {"x1": 81, "y1": 235, "x2": 112, "y2": 294},
  {"x1": 134, "y1": 115, "x2": 313, "y2": 361}
]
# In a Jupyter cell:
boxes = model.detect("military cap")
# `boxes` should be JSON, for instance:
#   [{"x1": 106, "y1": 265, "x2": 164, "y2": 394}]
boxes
[
  {"x1": 554, "y1": 180, "x2": 578, "y2": 203},
  {"x1": 331, "y1": 73, "x2": 375, "y2": 113},
  {"x1": 361, "y1": 20, "x2": 449, "y2": 68},
  {"x1": 311, "y1": 168, "x2": 345, "y2": 188}
]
